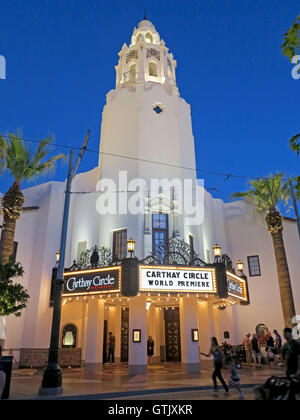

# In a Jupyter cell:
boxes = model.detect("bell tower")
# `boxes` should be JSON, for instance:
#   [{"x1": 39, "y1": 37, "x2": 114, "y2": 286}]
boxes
[
  {"x1": 115, "y1": 19, "x2": 178, "y2": 95},
  {"x1": 99, "y1": 18, "x2": 196, "y2": 182},
  {"x1": 98, "y1": 18, "x2": 201, "y2": 258}
]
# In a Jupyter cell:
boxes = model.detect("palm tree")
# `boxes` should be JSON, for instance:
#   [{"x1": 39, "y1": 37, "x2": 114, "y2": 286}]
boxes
[
  {"x1": 233, "y1": 173, "x2": 296, "y2": 328},
  {"x1": 0, "y1": 132, "x2": 65, "y2": 264}
]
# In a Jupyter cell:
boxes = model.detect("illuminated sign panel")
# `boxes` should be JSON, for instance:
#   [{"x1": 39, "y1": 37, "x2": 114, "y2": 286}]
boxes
[
  {"x1": 139, "y1": 265, "x2": 217, "y2": 293},
  {"x1": 226, "y1": 271, "x2": 248, "y2": 301},
  {"x1": 62, "y1": 266, "x2": 121, "y2": 296}
]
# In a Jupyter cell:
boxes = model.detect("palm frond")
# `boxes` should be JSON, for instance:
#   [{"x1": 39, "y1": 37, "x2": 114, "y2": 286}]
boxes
[{"x1": 232, "y1": 174, "x2": 290, "y2": 216}]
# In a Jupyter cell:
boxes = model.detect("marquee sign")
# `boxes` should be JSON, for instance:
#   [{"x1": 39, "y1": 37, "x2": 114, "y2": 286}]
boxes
[
  {"x1": 226, "y1": 271, "x2": 248, "y2": 302},
  {"x1": 139, "y1": 265, "x2": 217, "y2": 294},
  {"x1": 62, "y1": 266, "x2": 121, "y2": 296}
]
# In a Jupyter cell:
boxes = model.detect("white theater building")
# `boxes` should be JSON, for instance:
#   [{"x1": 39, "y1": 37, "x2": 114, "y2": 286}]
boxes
[{"x1": 1, "y1": 19, "x2": 300, "y2": 374}]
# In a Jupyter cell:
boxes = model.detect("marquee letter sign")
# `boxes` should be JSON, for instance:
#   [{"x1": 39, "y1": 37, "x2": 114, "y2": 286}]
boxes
[
  {"x1": 62, "y1": 266, "x2": 121, "y2": 296},
  {"x1": 139, "y1": 265, "x2": 217, "y2": 294},
  {"x1": 226, "y1": 271, "x2": 248, "y2": 302}
]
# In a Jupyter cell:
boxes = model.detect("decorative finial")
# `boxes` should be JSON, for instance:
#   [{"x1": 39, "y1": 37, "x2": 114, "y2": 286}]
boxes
[{"x1": 144, "y1": 9, "x2": 147, "y2": 20}]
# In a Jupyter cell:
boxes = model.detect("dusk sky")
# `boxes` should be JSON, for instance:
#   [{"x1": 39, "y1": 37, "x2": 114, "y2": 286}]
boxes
[{"x1": 0, "y1": 0, "x2": 299, "y2": 214}]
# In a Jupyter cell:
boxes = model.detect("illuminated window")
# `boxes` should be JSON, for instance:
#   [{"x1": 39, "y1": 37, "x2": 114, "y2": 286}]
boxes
[
  {"x1": 145, "y1": 32, "x2": 153, "y2": 43},
  {"x1": 62, "y1": 324, "x2": 77, "y2": 348},
  {"x1": 129, "y1": 64, "x2": 136, "y2": 82},
  {"x1": 149, "y1": 62, "x2": 158, "y2": 77},
  {"x1": 152, "y1": 214, "x2": 168, "y2": 262},
  {"x1": 113, "y1": 229, "x2": 127, "y2": 260},
  {"x1": 136, "y1": 33, "x2": 143, "y2": 43},
  {"x1": 247, "y1": 255, "x2": 261, "y2": 277}
]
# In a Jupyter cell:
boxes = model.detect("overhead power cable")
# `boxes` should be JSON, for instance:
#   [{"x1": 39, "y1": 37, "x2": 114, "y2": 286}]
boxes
[{"x1": 0, "y1": 134, "x2": 293, "y2": 182}]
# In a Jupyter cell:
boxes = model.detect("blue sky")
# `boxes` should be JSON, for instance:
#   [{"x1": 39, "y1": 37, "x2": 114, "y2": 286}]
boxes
[{"x1": 0, "y1": 0, "x2": 299, "y2": 212}]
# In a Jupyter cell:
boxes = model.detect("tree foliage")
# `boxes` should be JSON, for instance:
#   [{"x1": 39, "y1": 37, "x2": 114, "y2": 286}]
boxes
[
  {"x1": 0, "y1": 132, "x2": 65, "y2": 184},
  {"x1": 281, "y1": 14, "x2": 300, "y2": 61},
  {"x1": 232, "y1": 173, "x2": 291, "y2": 216},
  {"x1": 0, "y1": 259, "x2": 29, "y2": 317}
]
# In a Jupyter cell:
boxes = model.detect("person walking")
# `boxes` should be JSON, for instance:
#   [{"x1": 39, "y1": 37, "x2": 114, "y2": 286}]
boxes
[
  {"x1": 266, "y1": 333, "x2": 276, "y2": 367},
  {"x1": 281, "y1": 328, "x2": 300, "y2": 378},
  {"x1": 107, "y1": 332, "x2": 115, "y2": 365},
  {"x1": 0, "y1": 346, "x2": 6, "y2": 399},
  {"x1": 147, "y1": 336, "x2": 154, "y2": 364},
  {"x1": 243, "y1": 333, "x2": 252, "y2": 367},
  {"x1": 251, "y1": 333, "x2": 262, "y2": 368},
  {"x1": 227, "y1": 356, "x2": 244, "y2": 399},
  {"x1": 273, "y1": 329, "x2": 283, "y2": 365},
  {"x1": 201, "y1": 337, "x2": 229, "y2": 395}
]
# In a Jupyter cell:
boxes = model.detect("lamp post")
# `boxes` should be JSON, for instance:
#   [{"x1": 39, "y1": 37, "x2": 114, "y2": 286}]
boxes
[
  {"x1": 213, "y1": 244, "x2": 221, "y2": 263},
  {"x1": 127, "y1": 238, "x2": 136, "y2": 258},
  {"x1": 39, "y1": 150, "x2": 75, "y2": 396},
  {"x1": 236, "y1": 259, "x2": 244, "y2": 273}
]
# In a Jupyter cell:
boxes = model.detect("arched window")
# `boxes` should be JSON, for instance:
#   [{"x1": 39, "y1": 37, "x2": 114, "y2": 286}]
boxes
[
  {"x1": 136, "y1": 33, "x2": 143, "y2": 43},
  {"x1": 129, "y1": 64, "x2": 136, "y2": 82},
  {"x1": 145, "y1": 32, "x2": 153, "y2": 43},
  {"x1": 149, "y1": 61, "x2": 158, "y2": 77},
  {"x1": 62, "y1": 324, "x2": 77, "y2": 348}
]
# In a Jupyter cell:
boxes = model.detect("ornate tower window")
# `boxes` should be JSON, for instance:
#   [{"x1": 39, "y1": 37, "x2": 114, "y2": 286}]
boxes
[
  {"x1": 129, "y1": 64, "x2": 136, "y2": 82},
  {"x1": 146, "y1": 48, "x2": 160, "y2": 61},
  {"x1": 145, "y1": 32, "x2": 153, "y2": 43},
  {"x1": 126, "y1": 49, "x2": 138, "y2": 64},
  {"x1": 149, "y1": 61, "x2": 158, "y2": 77}
]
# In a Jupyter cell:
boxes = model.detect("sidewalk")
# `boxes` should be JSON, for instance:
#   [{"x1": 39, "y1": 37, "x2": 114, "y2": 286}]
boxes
[{"x1": 9, "y1": 363, "x2": 285, "y2": 400}]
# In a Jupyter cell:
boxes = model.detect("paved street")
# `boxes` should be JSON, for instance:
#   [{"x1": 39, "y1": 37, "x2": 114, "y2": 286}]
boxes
[
  {"x1": 109, "y1": 388, "x2": 255, "y2": 400},
  {"x1": 9, "y1": 363, "x2": 285, "y2": 400}
]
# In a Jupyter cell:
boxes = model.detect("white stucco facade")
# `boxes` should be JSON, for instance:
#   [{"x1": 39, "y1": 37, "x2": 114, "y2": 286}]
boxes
[{"x1": 1, "y1": 19, "x2": 300, "y2": 372}]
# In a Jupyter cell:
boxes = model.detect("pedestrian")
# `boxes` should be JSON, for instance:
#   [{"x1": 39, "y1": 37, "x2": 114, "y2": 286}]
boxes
[
  {"x1": 201, "y1": 337, "x2": 229, "y2": 395},
  {"x1": 147, "y1": 336, "x2": 154, "y2": 364},
  {"x1": 267, "y1": 347, "x2": 275, "y2": 367},
  {"x1": 281, "y1": 327, "x2": 300, "y2": 378},
  {"x1": 273, "y1": 329, "x2": 283, "y2": 366},
  {"x1": 107, "y1": 332, "x2": 115, "y2": 365},
  {"x1": 227, "y1": 356, "x2": 244, "y2": 399},
  {"x1": 251, "y1": 333, "x2": 262, "y2": 368},
  {"x1": 243, "y1": 333, "x2": 252, "y2": 367},
  {"x1": 266, "y1": 333, "x2": 276, "y2": 366},
  {"x1": 0, "y1": 345, "x2": 6, "y2": 399}
]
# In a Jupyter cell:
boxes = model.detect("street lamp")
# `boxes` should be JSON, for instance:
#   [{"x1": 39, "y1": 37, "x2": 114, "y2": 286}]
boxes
[
  {"x1": 237, "y1": 260, "x2": 244, "y2": 273},
  {"x1": 127, "y1": 238, "x2": 136, "y2": 258},
  {"x1": 213, "y1": 244, "x2": 221, "y2": 262},
  {"x1": 56, "y1": 251, "x2": 60, "y2": 266}
]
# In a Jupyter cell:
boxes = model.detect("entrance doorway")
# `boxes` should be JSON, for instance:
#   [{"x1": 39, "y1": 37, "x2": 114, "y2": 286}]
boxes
[
  {"x1": 164, "y1": 307, "x2": 181, "y2": 362},
  {"x1": 103, "y1": 320, "x2": 108, "y2": 364},
  {"x1": 121, "y1": 308, "x2": 129, "y2": 362}
]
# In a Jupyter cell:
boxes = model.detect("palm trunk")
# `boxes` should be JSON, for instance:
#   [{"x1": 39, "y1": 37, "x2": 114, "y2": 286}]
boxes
[
  {"x1": 0, "y1": 213, "x2": 17, "y2": 264},
  {"x1": 271, "y1": 230, "x2": 296, "y2": 328},
  {"x1": 0, "y1": 181, "x2": 24, "y2": 264}
]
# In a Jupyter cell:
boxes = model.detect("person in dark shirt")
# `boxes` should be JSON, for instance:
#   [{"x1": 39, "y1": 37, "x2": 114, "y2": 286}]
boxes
[
  {"x1": 107, "y1": 332, "x2": 115, "y2": 365},
  {"x1": 251, "y1": 333, "x2": 262, "y2": 367},
  {"x1": 281, "y1": 328, "x2": 300, "y2": 378},
  {"x1": 147, "y1": 336, "x2": 154, "y2": 364}
]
